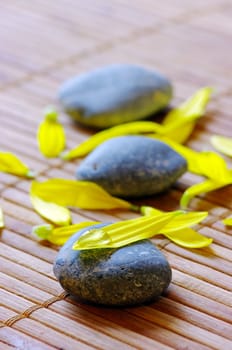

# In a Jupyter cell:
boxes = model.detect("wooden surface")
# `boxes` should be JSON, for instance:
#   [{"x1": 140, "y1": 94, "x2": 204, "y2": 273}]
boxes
[{"x1": 0, "y1": 1, "x2": 232, "y2": 349}]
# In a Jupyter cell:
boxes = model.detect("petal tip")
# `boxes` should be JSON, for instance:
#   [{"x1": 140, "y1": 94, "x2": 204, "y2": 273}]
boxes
[
  {"x1": 26, "y1": 170, "x2": 37, "y2": 178},
  {"x1": 60, "y1": 151, "x2": 70, "y2": 160},
  {"x1": 44, "y1": 106, "x2": 58, "y2": 122}
]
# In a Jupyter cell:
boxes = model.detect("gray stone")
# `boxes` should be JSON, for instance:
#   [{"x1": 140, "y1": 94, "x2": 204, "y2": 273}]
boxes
[
  {"x1": 54, "y1": 223, "x2": 172, "y2": 306},
  {"x1": 76, "y1": 136, "x2": 187, "y2": 198},
  {"x1": 58, "y1": 64, "x2": 172, "y2": 129}
]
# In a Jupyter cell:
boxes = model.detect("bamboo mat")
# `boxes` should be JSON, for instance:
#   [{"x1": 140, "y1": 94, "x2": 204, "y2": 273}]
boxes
[{"x1": 0, "y1": 1, "x2": 232, "y2": 349}]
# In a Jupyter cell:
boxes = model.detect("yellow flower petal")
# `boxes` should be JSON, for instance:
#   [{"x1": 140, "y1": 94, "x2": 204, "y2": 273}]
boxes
[
  {"x1": 222, "y1": 217, "x2": 232, "y2": 226},
  {"x1": 161, "y1": 212, "x2": 208, "y2": 233},
  {"x1": 141, "y1": 206, "x2": 208, "y2": 230},
  {"x1": 153, "y1": 136, "x2": 231, "y2": 182},
  {"x1": 73, "y1": 211, "x2": 179, "y2": 250},
  {"x1": 141, "y1": 206, "x2": 211, "y2": 247},
  {"x1": 140, "y1": 206, "x2": 162, "y2": 216},
  {"x1": 37, "y1": 107, "x2": 66, "y2": 158},
  {"x1": 61, "y1": 121, "x2": 164, "y2": 160},
  {"x1": 0, "y1": 151, "x2": 35, "y2": 178},
  {"x1": 150, "y1": 135, "x2": 232, "y2": 207},
  {"x1": 162, "y1": 87, "x2": 212, "y2": 143},
  {"x1": 163, "y1": 87, "x2": 212, "y2": 126},
  {"x1": 164, "y1": 227, "x2": 213, "y2": 248},
  {"x1": 141, "y1": 206, "x2": 208, "y2": 232},
  {"x1": 191, "y1": 152, "x2": 229, "y2": 181},
  {"x1": 182, "y1": 149, "x2": 230, "y2": 182},
  {"x1": 141, "y1": 206, "x2": 208, "y2": 233},
  {"x1": 0, "y1": 208, "x2": 4, "y2": 228},
  {"x1": 211, "y1": 135, "x2": 232, "y2": 157},
  {"x1": 180, "y1": 179, "x2": 225, "y2": 209},
  {"x1": 163, "y1": 121, "x2": 196, "y2": 144},
  {"x1": 162, "y1": 138, "x2": 232, "y2": 207},
  {"x1": 33, "y1": 221, "x2": 99, "y2": 245},
  {"x1": 30, "y1": 194, "x2": 71, "y2": 226},
  {"x1": 31, "y1": 179, "x2": 132, "y2": 210}
]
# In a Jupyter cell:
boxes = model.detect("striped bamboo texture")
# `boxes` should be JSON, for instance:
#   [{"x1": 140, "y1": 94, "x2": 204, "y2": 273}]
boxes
[{"x1": 0, "y1": 1, "x2": 232, "y2": 349}]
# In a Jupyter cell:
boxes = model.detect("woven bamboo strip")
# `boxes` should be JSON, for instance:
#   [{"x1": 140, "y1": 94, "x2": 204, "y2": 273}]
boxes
[
  {"x1": 77, "y1": 303, "x2": 211, "y2": 350},
  {"x1": 168, "y1": 283, "x2": 232, "y2": 324},
  {"x1": 172, "y1": 270, "x2": 232, "y2": 307},
  {"x1": 0, "y1": 243, "x2": 54, "y2": 278},
  {"x1": 0, "y1": 341, "x2": 18, "y2": 350},
  {"x1": 2, "y1": 226, "x2": 58, "y2": 262},
  {"x1": 165, "y1": 243, "x2": 232, "y2": 274},
  {"x1": 0, "y1": 327, "x2": 57, "y2": 350},
  {"x1": 0, "y1": 272, "x2": 52, "y2": 303},
  {"x1": 50, "y1": 300, "x2": 173, "y2": 350},
  {"x1": 0, "y1": 307, "x2": 17, "y2": 322},
  {"x1": 165, "y1": 251, "x2": 232, "y2": 291},
  {"x1": 128, "y1": 306, "x2": 232, "y2": 350},
  {"x1": 0, "y1": 256, "x2": 61, "y2": 295},
  {"x1": 152, "y1": 298, "x2": 232, "y2": 340},
  {"x1": 1, "y1": 288, "x2": 34, "y2": 313},
  {"x1": 13, "y1": 318, "x2": 95, "y2": 350}
]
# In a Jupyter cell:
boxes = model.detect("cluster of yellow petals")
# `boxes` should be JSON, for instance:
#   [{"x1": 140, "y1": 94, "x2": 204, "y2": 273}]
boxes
[{"x1": 2, "y1": 87, "x2": 232, "y2": 250}]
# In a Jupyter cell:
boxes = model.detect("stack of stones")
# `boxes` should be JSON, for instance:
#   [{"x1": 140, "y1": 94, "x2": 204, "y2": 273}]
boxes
[{"x1": 54, "y1": 64, "x2": 187, "y2": 306}]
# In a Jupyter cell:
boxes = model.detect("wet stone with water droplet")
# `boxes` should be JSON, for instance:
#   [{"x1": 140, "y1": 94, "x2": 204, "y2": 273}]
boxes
[
  {"x1": 53, "y1": 223, "x2": 172, "y2": 307},
  {"x1": 58, "y1": 64, "x2": 172, "y2": 128},
  {"x1": 76, "y1": 135, "x2": 187, "y2": 198}
]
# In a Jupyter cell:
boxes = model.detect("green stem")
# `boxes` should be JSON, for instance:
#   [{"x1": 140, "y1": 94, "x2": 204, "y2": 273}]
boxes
[{"x1": 44, "y1": 107, "x2": 58, "y2": 122}]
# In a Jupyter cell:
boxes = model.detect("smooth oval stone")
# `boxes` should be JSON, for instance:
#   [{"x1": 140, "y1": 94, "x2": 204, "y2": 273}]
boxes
[
  {"x1": 58, "y1": 64, "x2": 172, "y2": 129},
  {"x1": 76, "y1": 136, "x2": 187, "y2": 198},
  {"x1": 54, "y1": 223, "x2": 172, "y2": 306}
]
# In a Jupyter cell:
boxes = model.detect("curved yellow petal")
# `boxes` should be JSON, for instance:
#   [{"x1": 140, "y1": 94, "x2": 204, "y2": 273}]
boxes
[
  {"x1": 187, "y1": 151, "x2": 231, "y2": 182},
  {"x1": 153, "y1": 136, "x2": 232, "y2": 182},
  {"x1": 61, "y1": 121, "x2": 164, "y2": 160},
  {"x1": 30, "y1": 194, "x2": 71, "y2": 226},
  {"x1": 33, "y1": 221, "x2": 99, "y2": 245},
  {"x1": 222, "y1": 217, "x2": 232, "y2": 226},
  {"x1": 163, "y1": 87, "x2": 212, "y2": 126},
  {"x1": 37, "y1": 108, "x2": 65, "y2": 158},
  {"x1": 180, "y1": 179, "x2": 224, "y2": 209},
  {"x1": 211, "y1": 135, "x2": 232, "y2": 157},
  {"x1": 164, "y1": 121, "x2": 196, "y2": 144},
  {"x1": 162, "y1": 211, "x2": 208, "y2": 233},
  {"x1": 0, "y1": 151, "x2": 34, "y2": 178},
  {"x1": 73, "y1": 212, "x2": 178, "y2": 250},
  {"x1": 140, "y1": 206, "x2": 162, "y2": 216},
  {"x1": 141, "y1": 206, "x2": 209, "y2": 243},
  {"x1": 141, "y1": 206, "x2": 208, "y2": 226},
  {"x1": 164, "y1": 228, "x2": 213, "y2": 248},
  {"x1": 31, "y1": 179, "x2": 132, "y2": 210},
  {"x1": 161, "y1": 87, "x2": 212, "y2": 143},
  {"x1": 157, "y1": 138, "x2": 232, "y2": 207}
]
